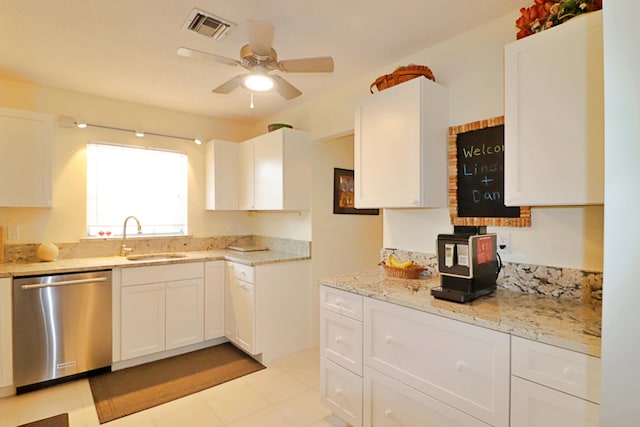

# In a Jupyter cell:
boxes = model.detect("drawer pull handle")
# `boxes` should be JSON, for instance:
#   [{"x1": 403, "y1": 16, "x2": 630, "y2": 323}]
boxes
[
  {"x1": 336, "y1": 388, "x2": 343, "y2": 396},
  {"x1": 455, "y1": 361, "x2": 467, "y2": 373},
  {"x1": 562, "y1": 367, "x2": 572, "y2": 379},
  {"x1": 384, "y1": 409, "x2": 393, "y2": 418},
  {"x1": 335, "y1": 336, "x2": 344, "y2": 344},
  {"x1": 384, "y1": 335, "x2": 394, "y2": 344},
  {"x1": 335, "y1": 299, "x2": 343, "y2": 307}
]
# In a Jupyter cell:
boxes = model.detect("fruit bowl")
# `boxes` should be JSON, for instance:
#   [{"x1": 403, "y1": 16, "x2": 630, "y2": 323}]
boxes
[{"x1": 381, "y1": 262, "x2": 424, "y2": 279}]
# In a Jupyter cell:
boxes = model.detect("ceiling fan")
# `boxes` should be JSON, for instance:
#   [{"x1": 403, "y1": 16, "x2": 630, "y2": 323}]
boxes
[{"x1": 177, "y1": 20, "x2": 334, "y2": 100}]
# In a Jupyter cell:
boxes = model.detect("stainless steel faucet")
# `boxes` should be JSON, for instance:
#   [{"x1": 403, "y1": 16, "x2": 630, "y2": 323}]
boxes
[{"x1": 120, "y1": 216, "x2": 142, "y2": 256}]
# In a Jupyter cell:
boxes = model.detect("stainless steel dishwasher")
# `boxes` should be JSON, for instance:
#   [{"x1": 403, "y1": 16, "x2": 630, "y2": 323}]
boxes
[{"x1": 13, "y1": 269, "x2": 112, "y2": 392}]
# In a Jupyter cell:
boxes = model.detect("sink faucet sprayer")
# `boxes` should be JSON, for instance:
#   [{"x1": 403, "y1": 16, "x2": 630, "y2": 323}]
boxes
[{"x1": 120, "y1": 216, "x2": 142, "y2": 256}]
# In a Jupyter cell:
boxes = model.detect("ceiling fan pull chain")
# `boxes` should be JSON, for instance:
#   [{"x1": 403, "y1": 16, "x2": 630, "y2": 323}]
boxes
[{"x1": 250, "y1": 92, "x2": 255, "y2": 109}]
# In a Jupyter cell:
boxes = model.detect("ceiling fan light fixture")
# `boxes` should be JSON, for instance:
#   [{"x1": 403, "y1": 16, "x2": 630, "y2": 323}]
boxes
[{"x1": 243, "y1": 74, "x2": 274, "y2": 92}]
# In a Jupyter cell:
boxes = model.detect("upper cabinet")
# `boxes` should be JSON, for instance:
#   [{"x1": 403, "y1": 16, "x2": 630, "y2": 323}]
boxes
[
  {"x1": 205, "y1": 128, "x2": 311, "y2": 211},
  {"x1": 354, "y1": 77, "x2": 449, "y2": 209},
  {"x1": 504, "y1": 11, "x2": 603, "y2": 206},
  {"x1": 205, "y1": 140, "x2": 239, "y2": 210},
  {"x1": 0, "y1": 107, "x2": 54, "y2": 207}
]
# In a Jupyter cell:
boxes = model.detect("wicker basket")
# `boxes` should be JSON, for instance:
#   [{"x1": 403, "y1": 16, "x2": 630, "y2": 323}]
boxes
[
  {"x1": 381, "y1": 263, "x2": 425, "y2": 279},
  {"x1": 370, "y1": 64, "x2": 436, "y2": 93}
]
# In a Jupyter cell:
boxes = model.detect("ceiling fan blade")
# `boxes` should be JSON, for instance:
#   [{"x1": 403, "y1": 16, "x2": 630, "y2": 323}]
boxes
[
  {"x1": 247, "y1": 20, "x2": 274, "y2": 57},
  {"x1": 212, "y1": 75, "x2": 245, "y2": 94},
  {"x1": 277, "y1": 56, "x2": 334, "y2": 73},
  {"x1": 271, "y1": 75, "x2": 302, "y2": 100},
  {"x1": 177, "y1": 47, "x2": 240, "y2": 67}
]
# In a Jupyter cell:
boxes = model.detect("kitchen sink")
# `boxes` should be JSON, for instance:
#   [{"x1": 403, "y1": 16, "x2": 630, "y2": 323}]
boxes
[{"x1": 126, "y1": 252, "x2": 187, "y2": 261}]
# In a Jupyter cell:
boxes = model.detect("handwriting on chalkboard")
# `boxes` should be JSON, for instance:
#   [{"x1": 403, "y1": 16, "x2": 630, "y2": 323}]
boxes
[{"x1": 448, "y1": 116, "x2": 531, "y2": 227}]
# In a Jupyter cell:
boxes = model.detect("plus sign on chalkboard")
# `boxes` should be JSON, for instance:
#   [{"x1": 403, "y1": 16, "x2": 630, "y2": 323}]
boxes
[{"x1": 448, "y1": 116, "x2": 531, "y2": 227}]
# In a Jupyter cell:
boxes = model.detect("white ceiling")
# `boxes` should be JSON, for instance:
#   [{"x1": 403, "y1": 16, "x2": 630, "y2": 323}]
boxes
[{"x1": 0, "y1": 0, "x2": 523, "y2": 122}]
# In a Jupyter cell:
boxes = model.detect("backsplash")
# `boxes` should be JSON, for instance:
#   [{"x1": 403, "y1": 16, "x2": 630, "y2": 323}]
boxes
[
  {"x1": 381, "y1": 249, "x2": 603, "y2": 302},
  {"x1": 2, "y1": 235, "x2": 311, "y2": 264}
]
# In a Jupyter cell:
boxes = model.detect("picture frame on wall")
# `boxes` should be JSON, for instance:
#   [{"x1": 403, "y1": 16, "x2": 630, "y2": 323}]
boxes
[{"x1": 333, "y1": 168, "x2": 379, "y2": 215}]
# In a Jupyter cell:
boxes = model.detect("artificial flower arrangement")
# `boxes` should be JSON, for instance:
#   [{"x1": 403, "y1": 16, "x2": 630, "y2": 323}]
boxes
[{"x1": 516, "y1": 0, "x2": 602, "y2": 39}]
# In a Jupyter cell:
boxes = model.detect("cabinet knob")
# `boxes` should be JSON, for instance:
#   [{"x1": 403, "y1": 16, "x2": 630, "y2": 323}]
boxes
[
  {"x1": 455, "y1": 360, "x2": 467, "y2": 373},
  {"x1": 562, "y1": 367, "x2": 572, "y2": 379},
  {"x1": 335, "y1": 336, "x2": 344, "y2": 344},
  {"x1": 335, "y1": 298, "x2": 343, "y2": 307},
  {"x1": 335, "y1": 387, "x2": 343, "y2": 397},
  {"x1": 384, "y1": 409, "x2": 393, "y2": 418},
  {"x1": 411, "y1": 199, "x2": 419, "y2": 206},
  {"x1": 384, "y1": 335, "x2": 393, "y2": 344}
]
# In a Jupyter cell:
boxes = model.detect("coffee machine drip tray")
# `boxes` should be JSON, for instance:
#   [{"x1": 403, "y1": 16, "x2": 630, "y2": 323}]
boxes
[{"x1": 431, "y1": 284, "x2": 496, "y2": 304}]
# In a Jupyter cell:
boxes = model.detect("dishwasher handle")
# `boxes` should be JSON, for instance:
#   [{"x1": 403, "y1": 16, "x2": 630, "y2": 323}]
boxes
[{"x1": 20, "y1": 276, "x2": 109, "y2": 290}]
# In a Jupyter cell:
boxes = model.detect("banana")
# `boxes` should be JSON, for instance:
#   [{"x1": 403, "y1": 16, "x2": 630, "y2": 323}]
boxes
[{"x1": 386, "y1": 254, "x2": 414, "y2": 268}]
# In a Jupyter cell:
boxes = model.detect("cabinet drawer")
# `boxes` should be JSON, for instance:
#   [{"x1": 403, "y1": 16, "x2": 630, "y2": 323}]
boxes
[
  {"x1": 364, "y1": 367, "x2": 490, "y2": 427},
  {"x1": 320, "y1": 309, "x2": 363, "y2": 376},
  {"x1": 122, "y1": 262, "x2": 203, "y2": 286},
  {"x1": 320, "y1": 285, "x2": 363, "y2": 321},
  {"x1": 364, "y1": 298, "x2": 509, "y2": 427},
  {"x1": 320, "y1": 357, "x2": 363, "y2": 427},
  {"x1": 232, "y1": 262, "x2": 255, "y2": 283},
  {"x1": 511, "y1": 336, "x2": 601, "y2": 403},
  {"x1": 511, "y1": 376, "x2": 599, "y2": 426}
]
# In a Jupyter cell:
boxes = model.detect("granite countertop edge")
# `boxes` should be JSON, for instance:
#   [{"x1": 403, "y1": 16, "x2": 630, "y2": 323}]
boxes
[
  {"x1": 319, "y1": 269, "x2": 602, "y2": 358},
  {"x1": 0, "y1": 249, "x2": 310, "y2": 277}
]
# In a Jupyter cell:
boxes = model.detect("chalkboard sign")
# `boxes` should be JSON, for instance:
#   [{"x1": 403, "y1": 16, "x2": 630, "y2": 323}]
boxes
[{"x1": 448, "y1": 116, "x2": 531, "y2": 227}]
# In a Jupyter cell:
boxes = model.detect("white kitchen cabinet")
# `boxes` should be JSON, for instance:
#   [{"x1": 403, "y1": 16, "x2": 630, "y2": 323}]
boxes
[
  {"x1": 504, "y1": 11, "x2": 603, "y2": 206},
  {"x1": 354, "y1": 76, "x2": 449, "y2": 208},
  {"x1": 320, "y1": 286, "x2": 364, "y2": 427},
  {"x1": 510, "y1": 336, "x2": 600, "y2": 426},
  {"x1": 226, "y1": 262, "x2": 256, "y2": 353},
  {"x1": 225, "y1": 260, "x2": 311, "y2": 363},
  {"x1": 237, "y1": 128, "x2": 311, "y2": 211},
  {"x1": 121, "y1": 283, "x2": 166, "y2": 359},
  {"x1": 204, "y1": 260, "x2": 225, "y2": 340},
  {"x1": 120, "y1": 262, "x2": 204, "y2": 360},
  {"x1": 364, "y1": 366, "x2": 490, "y2": 427},
  {"x1": 205, "y1": 139, "x2": 239, "y2": 210},
  {"x1": 0, "y1": 278, "x2": 12, "y2": 390},
  {"x1": 364, "y1": 297, "x2": 510, "y2": 427},
  {"x1": 0, "y1": 107, "x2": 54, "y2": 207}
]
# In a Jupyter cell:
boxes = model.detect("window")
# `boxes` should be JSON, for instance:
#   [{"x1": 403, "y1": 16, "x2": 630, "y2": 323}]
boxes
[{"x1": 86, "y1": 143, "x2": 188, "y2": 237}]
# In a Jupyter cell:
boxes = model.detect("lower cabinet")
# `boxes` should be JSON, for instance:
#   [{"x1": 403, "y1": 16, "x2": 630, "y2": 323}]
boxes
[
  {"x1": 225, "y1": 260, "x2": 311, "y2": 363},
  {"x1": 120, "y1": 262, "x2": 204, "y2": 360},
  {"x1": 364, "y1": 366, "x2": 490, "y2": 427},
  {"x1": 0, "y1": 278, "x2": 12, "y2": 389},
  {"x1": 510, "y1": 336, "x2": 600, "y2": 426},
  {"x1": 204, "y1": 260, "x2": 225, "y2": 340}
]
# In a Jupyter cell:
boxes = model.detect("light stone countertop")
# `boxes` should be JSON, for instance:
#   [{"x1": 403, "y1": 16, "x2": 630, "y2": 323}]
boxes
[
  {"x1": 0, "y1": 249, "x2": 310, "y2": 278},
  {"x1": 319, "y1": 268, "x2": 602, "y2": 358}
]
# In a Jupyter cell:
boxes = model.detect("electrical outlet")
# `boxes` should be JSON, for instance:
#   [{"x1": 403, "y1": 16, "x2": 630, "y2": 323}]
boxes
[
  {"x1": 497, "y1": 232, "x2": 511, "y2": 254},
  {"x1": 7, "y1": 225, "x2": 20, "y2": 241}
]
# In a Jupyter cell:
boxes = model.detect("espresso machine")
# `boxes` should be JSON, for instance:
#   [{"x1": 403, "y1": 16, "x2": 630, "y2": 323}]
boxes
[{"x1": 431, "y1": 226, "x2": 501, "y2": 303}]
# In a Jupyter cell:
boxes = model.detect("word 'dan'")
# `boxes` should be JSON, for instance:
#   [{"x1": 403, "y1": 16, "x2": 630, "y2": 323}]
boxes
[{"x1": 473, "y1": 189, "x2": 501, "y2": 203}]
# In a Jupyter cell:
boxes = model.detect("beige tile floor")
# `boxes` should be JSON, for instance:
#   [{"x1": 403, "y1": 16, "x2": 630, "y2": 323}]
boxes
[{"x1": 0, "y1": 347, "x2": 349, "y2": 427}]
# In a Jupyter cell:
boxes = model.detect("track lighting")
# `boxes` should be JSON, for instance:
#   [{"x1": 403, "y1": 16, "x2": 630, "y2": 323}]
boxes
[{"x1": 57, "y1": 115, "x2": 203, "y2": 145}]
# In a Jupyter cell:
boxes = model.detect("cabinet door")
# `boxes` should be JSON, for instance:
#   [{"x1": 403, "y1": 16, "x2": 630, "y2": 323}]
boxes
[
  {"x1": 121, "y1": 283, "x2": 165, "y2": 360},
  {"x1": 165, "y1": 278, "x2": 204, "y2": 350},
  {"x1": 224, "y1": 262, "x2": 236, "y2": 340},
  {"x1": 205, "y1": 140, "x2": 238, "y2": 210},
  {"x1": 204, "y1": 261, "x2": 225, "y2": 340},
  {"x1": 0, "y1": 278, "x2": 12, "y2": 388},
  {"x1": 229, "y1": 277, "x2": 256, "y2": 353},
  {"x1": 354, "y1": 77, "x2": 448, "y2": 208},
  {"x1": 511, "y1": 376, "x2": 599, "y2": 427},
  {"x1": 237, "y1": 139, "x2": 255, "y2": 210},
  {"x1": 364, "y1": 367, "x2": 490, "y2": 427},
  {"x1": 504, "y1": 11, "x2": 603, "y2": 206},
  {"x1": 321, "y1": 357, "x2": 363, "y2": 427},
  {"x1": 253, "y1": 130, "x2": 284, "y2": 210},
  {"x1": 0, "y1": 107, "x2": 54, "y2": 207}
]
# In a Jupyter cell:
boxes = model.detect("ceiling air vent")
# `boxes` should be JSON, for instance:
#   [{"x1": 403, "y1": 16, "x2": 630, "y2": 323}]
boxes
[{"x1": 182, "y1": 9, "x2": 236, "y2": 40}]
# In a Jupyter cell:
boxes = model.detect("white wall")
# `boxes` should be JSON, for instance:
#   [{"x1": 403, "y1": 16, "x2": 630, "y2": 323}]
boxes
[
  {"x1": 261, "y1": 11, "x2": 604, "y2": 271},
  {"x1": 0, "y1": 78, "x2": 256, "y2": 243},
  {"x1": 601, "y1": 0, "x2": 640, "y2": 423},
  {"x1": 309, "y1": 133, "x2": 383, "y2": 342}
]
